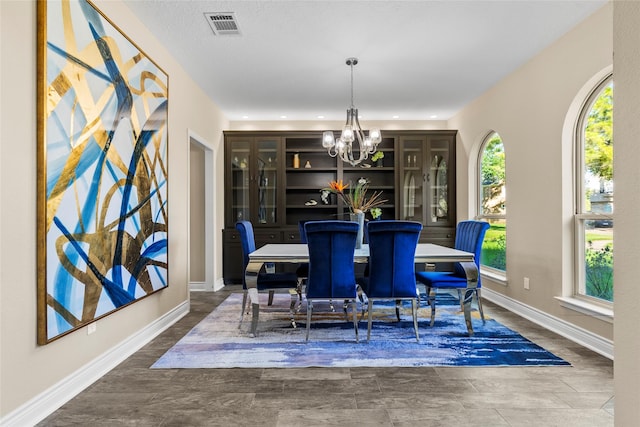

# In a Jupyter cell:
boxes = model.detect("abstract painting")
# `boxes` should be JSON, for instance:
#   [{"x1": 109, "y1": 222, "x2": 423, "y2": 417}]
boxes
[{"x1": 37, "y1": 0, "x2": 169, "y2": 344}]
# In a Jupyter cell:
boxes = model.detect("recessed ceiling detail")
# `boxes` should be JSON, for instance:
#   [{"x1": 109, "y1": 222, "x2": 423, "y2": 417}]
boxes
[{"x1": 204, "y1": 12, "x2": 240, "y2": 36}]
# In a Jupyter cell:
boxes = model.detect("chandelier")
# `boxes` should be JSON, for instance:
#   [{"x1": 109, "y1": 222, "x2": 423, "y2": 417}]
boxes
[{"x1": 322, "y1": 57, "x2": 381, "y2": 167}]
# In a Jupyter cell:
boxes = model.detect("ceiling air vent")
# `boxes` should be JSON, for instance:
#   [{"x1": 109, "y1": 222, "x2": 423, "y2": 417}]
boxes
[{"x1": 204, "y1": 12, "x2": 241, "y2": 36}]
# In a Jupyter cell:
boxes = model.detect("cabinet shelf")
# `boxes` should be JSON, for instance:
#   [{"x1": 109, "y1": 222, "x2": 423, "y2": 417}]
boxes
[
  {"x1": 286, "y1": 167, "x2": 337, "y2": 172},
  {"x1": 286, "y1": 186, "x2": 326, "y2": 191},
  {"x1": 344, "y1": 166, "x2": 394, "y2": 171},
  {"x1": 286, "y1": 204, "x2": 337, "y2": 209}
]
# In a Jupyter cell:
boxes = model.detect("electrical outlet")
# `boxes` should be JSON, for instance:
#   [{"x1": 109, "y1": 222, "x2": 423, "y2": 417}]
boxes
[
  {"x1": 87, "y1": 323, "x2": 97, "y2": 335},
  {"x1": 524, "y1": 277, "x2": 530, "y2": 290}
]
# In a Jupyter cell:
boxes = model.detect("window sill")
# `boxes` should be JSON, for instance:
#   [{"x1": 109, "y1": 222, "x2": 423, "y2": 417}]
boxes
[
  {"x1": 555, "y1": 296, "x2": 613, "y2": 324},
  {"x1": 481, "y1": 269, "x2": 508, "y2": 287}
]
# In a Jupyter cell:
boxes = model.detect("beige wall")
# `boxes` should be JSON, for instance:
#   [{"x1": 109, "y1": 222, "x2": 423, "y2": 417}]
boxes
[
  {"x1": 189, "y1": 144, "x2": 206, "y2": 283},
  {"x1": 0, "y1": 0, "x2": 227, "y2": 416},
  {"x1": 449, "y1": 4, "x2": 614, "y2": 339},
  {"x1": 613, "y1": 1, "x2": 640, "y2": 424}
]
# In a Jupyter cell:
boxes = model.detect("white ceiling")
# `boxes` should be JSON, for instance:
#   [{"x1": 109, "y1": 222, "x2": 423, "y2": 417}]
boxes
[{"x1": 123, "y1": 0, "x2": 607, "y2": 122}]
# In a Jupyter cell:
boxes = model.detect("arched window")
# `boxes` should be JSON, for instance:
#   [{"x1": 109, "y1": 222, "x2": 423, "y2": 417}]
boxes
[
  {"x1": 477, "y1": 132, "x2": 506, "y2": 273},
  {"x1": 575, "y1": 75, "x2": 613, "y2": 303}
]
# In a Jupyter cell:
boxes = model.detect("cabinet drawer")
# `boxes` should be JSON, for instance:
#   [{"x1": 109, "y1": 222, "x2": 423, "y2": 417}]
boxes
[
  {"x1": 283, "y1": 229, "x2": 301, "y2": 242},
  {"x1": 223, "y1": 229, "x2": 240, "y2": 243},
  {"x1": 254, "y1": 230, "x2": 282, "y2": 246},
  {"x1": 224, "y1": 228, "x2": 283, "y2": 245}
]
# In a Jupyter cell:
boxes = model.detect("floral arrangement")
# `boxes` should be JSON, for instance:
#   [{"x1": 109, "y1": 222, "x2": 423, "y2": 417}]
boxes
[
  {"x1": 371, "y1": 151, "x2": 385, "y2": 162},
  {"x1": 370, "y1": 207, "x2": 382, "y2": 220},
  {"x1": 325, "y1": 178, "x2": 386, "y2": 214}
]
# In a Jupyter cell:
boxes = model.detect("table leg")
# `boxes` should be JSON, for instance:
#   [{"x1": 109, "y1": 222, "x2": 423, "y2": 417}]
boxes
[
  {"x1": 245, "y1": 261, "x2": 263, "y2": 337},
  {"x1": 459, "y1": 261, "x2": 479, "y2": 337},
  {"x1": 462, "y1": 289, "x2": 475, "y2": 336}
]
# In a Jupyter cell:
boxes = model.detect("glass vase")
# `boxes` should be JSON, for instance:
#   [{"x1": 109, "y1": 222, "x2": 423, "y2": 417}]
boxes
[{"x1": 350, "y1": 211, "x2": 365, "y2": 249}]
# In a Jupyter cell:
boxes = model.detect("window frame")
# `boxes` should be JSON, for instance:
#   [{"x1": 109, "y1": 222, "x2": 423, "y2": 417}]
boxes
[
  {"x1": 476, "y1": 131, "x2": 506, "y2": 278},
  {"x1": 573, "y1": 74, "x2": 613, "y2": 307}
]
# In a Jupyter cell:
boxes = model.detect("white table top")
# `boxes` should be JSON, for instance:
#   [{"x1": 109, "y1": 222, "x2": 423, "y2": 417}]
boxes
[{"x1": 248, "y1": 243, "x2": 474, "y2": 264}]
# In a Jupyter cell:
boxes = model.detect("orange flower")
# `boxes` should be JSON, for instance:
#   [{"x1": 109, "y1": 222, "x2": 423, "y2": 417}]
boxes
[
  {"x1": 328, "y1": 179, "x2": 348, "y2": 193},
  {"x1": 324, "y1": 178, "x2": 386, "y2": 214}
]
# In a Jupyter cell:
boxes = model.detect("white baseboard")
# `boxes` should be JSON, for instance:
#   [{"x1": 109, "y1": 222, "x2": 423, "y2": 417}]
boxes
[
  {"x1": 0, "y1": 300, "x2": 190, "y2": 427},
  {"x1": 189, "y1": 281, "x2": 207, "y2": 291},
  {"x1": 189, "y1": 279, "x2": 225, "y2": 292},
  {"x1": 214, "y1": 278, "x2": 225, "y2": 291},
  {"x1": 482, "y1": 287, "x2": 613, "y2": 360}
]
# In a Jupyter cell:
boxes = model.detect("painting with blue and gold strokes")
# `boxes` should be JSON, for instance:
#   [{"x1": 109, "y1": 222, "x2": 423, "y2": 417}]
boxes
[{"x1": 37, "y1": 0, "x2": 169, "y2": 344}]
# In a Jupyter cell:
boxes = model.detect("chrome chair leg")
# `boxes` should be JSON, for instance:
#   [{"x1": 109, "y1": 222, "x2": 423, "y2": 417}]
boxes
[
  {"x1": 289, "y1": 289, "x2": 298, "y2": 329},
  {"x1": 367, "y1": 299, "x2": 374, "y2": 342},
  {"x1": 428, "y1": 287, "x2": 437, "y2": 326},
  {"x1": 268, "y1": 290, "x2": 275, "y2": 306},
  {"x1": 476, "y1": 288, "x2": 486, "y2": 324},
  {"x1": 352, "y1": 300, "x2": 359, "y2": 343},
  {"x1": 412, "y1": 299, "x2": 419, "y2": 342},
  {"x1": 305, "y1": 301, "x2": 313, "y2": 342}
]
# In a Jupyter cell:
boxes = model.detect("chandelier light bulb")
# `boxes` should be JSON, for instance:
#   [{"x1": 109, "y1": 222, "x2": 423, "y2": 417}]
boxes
[
  {"x1": 369, "y1": 128, "x2": 381, "y2": 143},
  {"x1": 322, "y1": 131, "x2": 335, "y2": 148},
  {"x1": 341, "y1": 125, "x2": 354, "y2": 143}
]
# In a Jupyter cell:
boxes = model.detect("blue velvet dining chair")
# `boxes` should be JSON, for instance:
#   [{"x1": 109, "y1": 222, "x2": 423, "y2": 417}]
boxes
[
  {"x1": 235, "y1": 221, "x2": 301, "y2": 326},
  {"x1": 415, "y1": 220, "x2": 490, "y2": 327},
  {"x1": 357, "y1": 220, "x2": 423, "y2": 342},
  {"x1": 304, "y1": 220, "x2": 360, "y2": 342}
]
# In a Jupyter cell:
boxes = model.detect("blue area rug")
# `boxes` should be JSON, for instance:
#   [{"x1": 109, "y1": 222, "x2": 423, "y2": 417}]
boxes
[{"x1": 151, "y1": 292, "x2": 570, "y2": 368}]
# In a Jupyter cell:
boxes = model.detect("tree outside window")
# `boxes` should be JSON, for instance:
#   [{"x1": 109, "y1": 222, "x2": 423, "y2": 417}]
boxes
[{"x1": 478, "y1": 132, "x2": 506, "y2": 272}]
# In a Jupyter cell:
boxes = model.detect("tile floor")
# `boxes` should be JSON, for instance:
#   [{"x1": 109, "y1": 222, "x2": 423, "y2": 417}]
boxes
[{"x1": 38, "y1": 286, "x2": 614, "y2": 426}]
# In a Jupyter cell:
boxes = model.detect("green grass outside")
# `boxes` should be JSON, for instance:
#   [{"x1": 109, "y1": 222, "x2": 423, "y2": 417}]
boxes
[
  {"x1": 585, "y1": 232, "x2": 612, "y2": 242},
  {"x1": 481, "y1": 223, "x2": 506, "y2": 271}
]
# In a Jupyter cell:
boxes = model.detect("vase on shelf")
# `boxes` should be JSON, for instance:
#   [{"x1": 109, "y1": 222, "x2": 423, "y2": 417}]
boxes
[{"x1": 350, "y1": 211, "x2": 365, "y2": 249}]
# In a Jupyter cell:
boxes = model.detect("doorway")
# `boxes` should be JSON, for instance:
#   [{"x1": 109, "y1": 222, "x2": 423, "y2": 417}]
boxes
[{"x1": 188, "y1": 131, "x2": 215, "y2": 291}]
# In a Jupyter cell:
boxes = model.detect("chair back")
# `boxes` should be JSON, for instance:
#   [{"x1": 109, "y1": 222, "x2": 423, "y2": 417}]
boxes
[
  {"x1": 453, "y1": 220, "x2": 490, "y2": 280},
  {"x1": 305, "y1": 221, "x2": 358, "y2": 299},
  {"x1": 366, "y1": 220, "x2": 423, "y2": 298},
  {"x1": 235, "y1": 221, "x2": 256, "y2": 287},
  {"x1": 298, "y1": 220, "x2": 310, "y2": 243}
]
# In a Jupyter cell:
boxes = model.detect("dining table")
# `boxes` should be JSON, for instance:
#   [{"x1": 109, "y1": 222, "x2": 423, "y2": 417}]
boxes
[{"x1": 243, "y1": 243, "x2": 478, "y2": 337}]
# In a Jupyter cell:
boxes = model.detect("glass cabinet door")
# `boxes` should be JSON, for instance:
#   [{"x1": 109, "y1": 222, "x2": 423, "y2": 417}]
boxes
[
  {"x1": 255, "y1": 138, "x2": 279, "y2": 225},
  {"x1": 229, "y1": 141, "x2": 251, "y2": 223},
  {"x1": 399, "y1": 137, "x2": 425, "y2": 222},
  {"x1": 427, "y1": 138, "x2": 453, "y2": 226}
]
